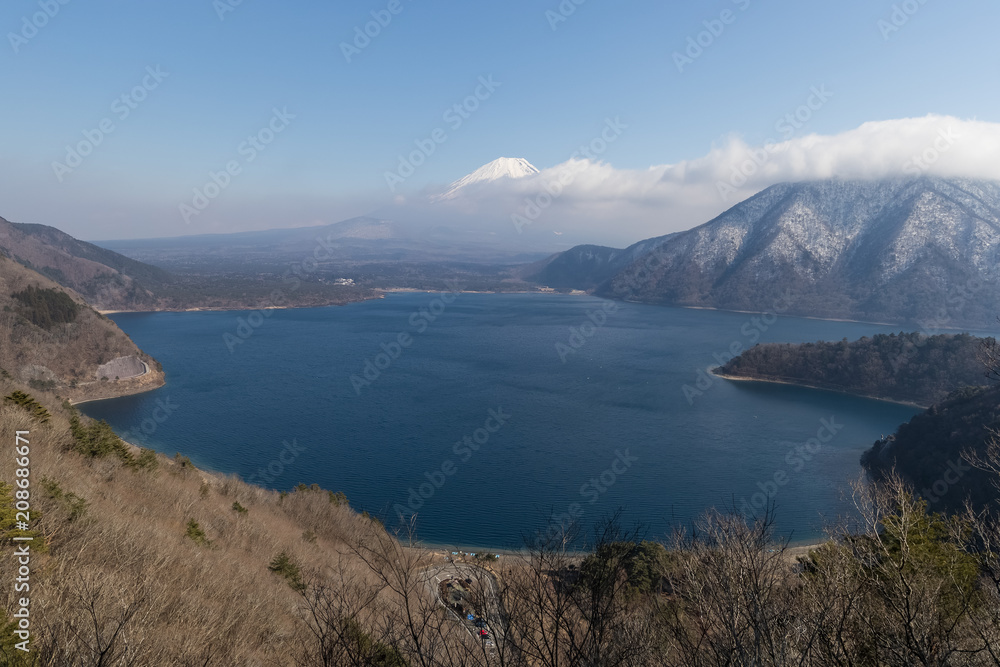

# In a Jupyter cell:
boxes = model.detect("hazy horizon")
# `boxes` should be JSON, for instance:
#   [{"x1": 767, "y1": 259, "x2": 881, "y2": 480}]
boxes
[{"x1": 3, "y1": 1, "x2": 999, "y2": 245}]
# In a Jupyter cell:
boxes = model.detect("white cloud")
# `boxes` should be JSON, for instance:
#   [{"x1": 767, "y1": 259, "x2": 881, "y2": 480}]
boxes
[
  {"x1": 8, "y1": 115, "x2": 998, "y2": 247},
  {"x1": 419, "y1": 115, "x2": 1000, "y2": 248}
]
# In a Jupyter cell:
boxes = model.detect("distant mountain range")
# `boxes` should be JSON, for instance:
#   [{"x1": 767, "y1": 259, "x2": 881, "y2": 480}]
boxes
[
  {"x1": 98, "y1": 216, "x2": 403, "y2": 266},
  {"x1": 10, "y1": 172, "x2": 1000, "y2": 329},
  {"x1": 94, "y1": 157, "x2": 577, "y2": 273},
  {"x1": 0, "y1": 216, "x2": 378, "y2": 311},
  {"x1": 528, "y1": 177, "x2": 1000, "y2": 328},
  {"x1": 97, "y1": 214, "x2": 552, "y2": 274}
]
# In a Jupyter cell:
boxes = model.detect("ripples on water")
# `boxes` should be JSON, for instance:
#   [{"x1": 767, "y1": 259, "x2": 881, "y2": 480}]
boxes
[{"x1": 83, "y1": 293, "x2": 923, "y2": 550}]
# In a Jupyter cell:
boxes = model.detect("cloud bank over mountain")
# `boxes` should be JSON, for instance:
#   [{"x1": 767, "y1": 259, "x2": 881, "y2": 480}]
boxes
[
  {"x1": 9, "y1": 115, "x2": 997, "y2": 246},
  {"x1": 402, "y1": 115, "x2": 1000, "y2": 248}
]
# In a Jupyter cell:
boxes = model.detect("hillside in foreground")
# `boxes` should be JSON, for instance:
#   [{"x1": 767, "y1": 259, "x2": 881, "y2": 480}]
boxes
[
  {"x1": 715, "y1": 332, "x2": 990, "y2": 407},
  {"x1": 7, "y1": 378, "x2": 1000, "y2": 664},
  {"x1": 0, "y1": 379, "x2": 398, "y2": 664}
]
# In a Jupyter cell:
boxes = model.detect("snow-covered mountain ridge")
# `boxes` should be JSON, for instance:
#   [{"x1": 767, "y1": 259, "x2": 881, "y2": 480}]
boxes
[{"x1": 569, "y1": 177, "x2": 1000, "y2": 327}]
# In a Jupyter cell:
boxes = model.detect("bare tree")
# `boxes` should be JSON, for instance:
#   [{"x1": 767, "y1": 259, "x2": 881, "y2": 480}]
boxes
[
  {"x1": 339, "y1": 521, "x2": 475, "y2": 667},
  {"x1": 478, "y1": 513, "x2": 658, "y2": 667},
  {"x1": 657, "y1": 504, "x2": 799, "y2": 667},
  {"x1": 295, "y1": 557, "x2": 387, "y2": 667},
  {"x1": 34, "y1": 572, "x2": 149, "y2": 667},
  {"x1": 828, "y1": 476, "x2": 981, "y2": 666}
]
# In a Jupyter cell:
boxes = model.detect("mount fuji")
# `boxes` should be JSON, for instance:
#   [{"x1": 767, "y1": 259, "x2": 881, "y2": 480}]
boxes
[{"x1": 433, "y1": 157, "x2": 539, "y2": 201}]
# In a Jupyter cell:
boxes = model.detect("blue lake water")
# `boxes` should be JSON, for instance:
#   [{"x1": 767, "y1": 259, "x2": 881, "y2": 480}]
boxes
[{"x1": 82, "y1": 293, "x2": 925, "y2": 550}]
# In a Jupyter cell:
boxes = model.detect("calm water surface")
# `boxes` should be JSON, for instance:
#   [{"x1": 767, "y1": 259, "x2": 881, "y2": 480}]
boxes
[{"x1": 83, "y1": 293, "x2": 924, "y2": 549}]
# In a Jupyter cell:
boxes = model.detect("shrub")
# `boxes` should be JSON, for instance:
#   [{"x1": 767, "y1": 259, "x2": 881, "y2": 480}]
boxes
[
  {"x1": 875, "y1": 496, "x2": 980, "y2": 619},
  {"x1": 69, "y1": 414, "x2": 134, "y2": 464},
  {"x1": 339, "y1": 618, "x2": 408, "y2": 667},
  {"x1": 580, "y1": 540, "x2": 670, "y2": 597},
  {"x1": 135, "y1": 448, "x2": 158, "y2": 471},
  {"x1": 0, "y1": 482, "x2": 45, "y2": 552},
  {"x1": 268, "y1": 551, "x2": 305, "y2": 592},
  {"x1": 40, "y1": 477, "x2": 89, "y2": 522},
  {"x1": 27, "y1": 378, "x2": 56, "y2": 392},
  {"x1": 185, "y1": 519, "x2": 209, "y2": 546},
  {"x1": 4, "y1": 391, "x2": 50, "y2": 423},
  {"x1": 0, "y1": 616, "x2": 35, "y2": 665},
  {"x1": 295, "y1": 483, "x2": 322, "y2": 493}
]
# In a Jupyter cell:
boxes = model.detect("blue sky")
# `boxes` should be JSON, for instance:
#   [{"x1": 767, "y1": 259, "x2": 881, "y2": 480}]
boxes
[{"x1": 2, "y1": 0, "x2": 998, "y2": 242}]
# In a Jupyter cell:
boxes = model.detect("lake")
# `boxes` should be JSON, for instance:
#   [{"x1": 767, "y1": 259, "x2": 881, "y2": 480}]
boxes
[{"x1": 82, "y1": 292, "x2": 924, "y2": 550}]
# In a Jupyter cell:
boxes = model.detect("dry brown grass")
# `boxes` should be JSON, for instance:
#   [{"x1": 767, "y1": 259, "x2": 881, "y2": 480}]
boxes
[{"x1": 0, "y1": 381, "x2": 390, "y2": 665}]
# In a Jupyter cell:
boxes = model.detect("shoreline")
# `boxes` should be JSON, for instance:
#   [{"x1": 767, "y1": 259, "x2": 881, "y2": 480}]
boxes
[
  {"x1": 96, "y1": 288, "x2": 589, "y2": 315},
  {"x1": 417, "y1": 536, "x2": 823, "y2": 556},
  {"x1": 68, "y1": 361, "x2": 165, "y2": 406},
  {"x1": 98, "y1": 300, "x2": 379, "y2": 315},
  {"x1": 676, "y1": 304, "x2": 1000, "y2": 334},
  {"x1": 99, "y1": 306, "x2": 298, "y2": 315},
  {"x1": 69, "y1": 381, "x2": 162, "y2": 406},
  {"x1": 100, "y1": 292, "x2": 992, "y2": 334},
  {"x1": 710, "y1": 369, "x2": 929, "y2": 409},
  {"x1": 674, "y1": 304, "x2": 895, "y2": 327},
  {"x1": 416, "y1": 541, "x2": 533, "y2": 559}
]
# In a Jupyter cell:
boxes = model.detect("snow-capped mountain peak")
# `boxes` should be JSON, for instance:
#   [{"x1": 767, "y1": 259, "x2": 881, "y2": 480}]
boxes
[{"x1": 434, "y1": 157, "x2": 539, "y2": 200}]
